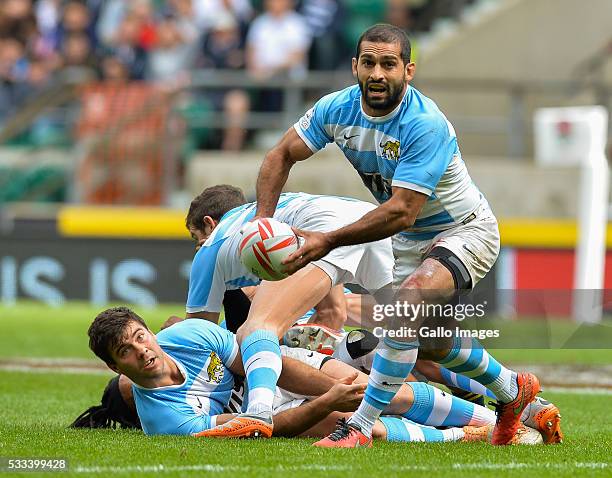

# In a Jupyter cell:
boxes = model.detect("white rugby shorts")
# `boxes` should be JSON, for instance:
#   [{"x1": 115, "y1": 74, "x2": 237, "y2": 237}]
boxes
[
  {"x1": 292, "y1": 198, "x2": 393, "y2": 293},
  {"x1": 392, "y1": 203, "x2": 500, "y2": 288},
  {"x1": 272, "y1": 345, "x2": 332, "y2": 414}
]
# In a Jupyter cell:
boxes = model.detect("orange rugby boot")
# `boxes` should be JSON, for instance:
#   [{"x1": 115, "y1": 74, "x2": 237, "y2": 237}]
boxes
[
  {"x1": 194, "y1": 414, "x2": 273, "y2": 439},
  {"x1": 313, "y1": 418, "x2": 372, "y2": 448},
  {"x1": 491, "y1": 372, "x2": 541, "y2": 445},
  {"x1": 523, "y1": 397, "x2": 563, "y2": 444}
]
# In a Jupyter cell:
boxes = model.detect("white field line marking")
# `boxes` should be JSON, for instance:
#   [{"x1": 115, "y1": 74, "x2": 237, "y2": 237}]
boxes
[
  {"x1": 72, "y1": 462, "x2": 609, "y2": 474},
  {"x1": 545, "y1": 386, "x2": 612, "y2": 395},
  {"x1": 0, "y1": 358, "x2": 110, "y2": 375}
]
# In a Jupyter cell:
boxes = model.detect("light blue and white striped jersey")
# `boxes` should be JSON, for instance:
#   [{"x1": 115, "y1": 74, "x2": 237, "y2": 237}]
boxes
[
  {"x1": 294, "y1": 84, "x2": 485, "y2": 240},
  {"x1": 132, "y1": 319, "x2": 239, "y2": 435},
  {"x1": 186, "y1": 193, "x2": 377, "y2": 314}
]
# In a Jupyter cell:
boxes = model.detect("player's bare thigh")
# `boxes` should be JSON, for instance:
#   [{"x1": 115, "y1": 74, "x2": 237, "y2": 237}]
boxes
[
  {"x1": 236, "y1": 264, "x2": 332, "y2": 342},
  {"x1": 391, "y1": 258, "x2": 457, "y2": 356}
]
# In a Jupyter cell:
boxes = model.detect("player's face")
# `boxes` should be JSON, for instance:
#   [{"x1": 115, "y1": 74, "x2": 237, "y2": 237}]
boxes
[
  {"x1": 353, "y1": 41, "x2": 415, "y2": 116},
  {"x1": 109, "y1": 322, "x2": 166, "y2": 384},
  {"x1": 188, "y1": 217, "x2": 217, "y2": 250},
  {"x1": 189, "y1": 225, "x2": 207, "y2": 250}
]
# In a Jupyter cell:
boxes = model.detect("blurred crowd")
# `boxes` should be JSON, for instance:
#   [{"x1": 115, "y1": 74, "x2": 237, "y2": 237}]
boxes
[{"x1": 0, "y1": 0, "x2": 472, "y2": 149}]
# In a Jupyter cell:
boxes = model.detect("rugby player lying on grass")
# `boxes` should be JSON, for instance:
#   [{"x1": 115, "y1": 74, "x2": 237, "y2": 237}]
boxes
[
  {"x1": 179, "y1": 185, "x2": 554, "y2": 445},
  {"x1": 169, "y1": 282, "x2": 563, "y2": 445},
  {"x1": 77, "y1": 306, "x2": 548, "y2": 444}
]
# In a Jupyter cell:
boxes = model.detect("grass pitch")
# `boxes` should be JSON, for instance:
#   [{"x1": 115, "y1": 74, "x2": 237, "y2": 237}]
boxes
[{"x1": 0, "y1": 302, "x2": 611, "y2": 477}]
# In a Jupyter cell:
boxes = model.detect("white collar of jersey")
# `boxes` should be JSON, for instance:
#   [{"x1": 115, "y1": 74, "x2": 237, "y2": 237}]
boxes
[
  {"x1": 360, "y1": 85, "x2": 410, "y2": 124},
  {"x1": 132, "y1": 353, "x2": 187, "y2": 391}
]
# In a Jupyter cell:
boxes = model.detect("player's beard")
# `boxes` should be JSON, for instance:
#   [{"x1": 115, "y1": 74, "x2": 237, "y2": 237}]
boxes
[{"x1": 359, "y1": 78, "x2": 406, "y2": 113}]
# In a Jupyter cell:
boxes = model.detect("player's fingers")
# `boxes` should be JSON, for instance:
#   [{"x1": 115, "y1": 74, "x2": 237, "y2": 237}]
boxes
[
  {"x1": 339, "y1": 372, "x2": 359, "y2": 384},
  {"x1": 283, "y1": 246, "x2": 306, "y2": 265},
  {"x1": 291, "y1": 227, "x2": 308, "y2": 238},
  {"x1": 283, "y1": 241, "x2": 316, "y2": 266},
  {"x1": 345, "y1": 382, "x2": 367, "y2": 393}
]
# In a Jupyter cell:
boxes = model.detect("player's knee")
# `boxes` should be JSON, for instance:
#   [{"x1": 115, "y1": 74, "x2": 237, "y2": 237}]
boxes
[
  {"x1": 236, "y1": 322, "x2": 282, "y2": 343},
  {"x1": 401, "y1": 273, "x2": 428, "y2": 290}
]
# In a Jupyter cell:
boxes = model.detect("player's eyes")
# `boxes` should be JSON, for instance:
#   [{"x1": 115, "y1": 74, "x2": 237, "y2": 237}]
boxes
[{"x1": 137, "y1": 333, "x2": 145, "y2": 342}]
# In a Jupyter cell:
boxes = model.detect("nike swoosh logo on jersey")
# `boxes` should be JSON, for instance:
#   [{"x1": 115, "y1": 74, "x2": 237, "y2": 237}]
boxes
[
  {"x1": 307, "y1": 352, "x2": 314, "y2": 357},
  {"x1": 196, "y1": 396, "x2": 203, "y2": 409},
  {"x1": 343, "y1": 133, "x2": 359, "y2": 140}
]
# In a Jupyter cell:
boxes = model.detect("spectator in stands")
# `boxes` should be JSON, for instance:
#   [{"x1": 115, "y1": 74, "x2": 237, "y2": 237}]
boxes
[
  {"x1": 97, "y1": 0, "x2": 156, "y2": 51},
  {"x1": 201, "y1": 11, "x2": 250, "y2": 150},
  {"x1": 34, "y1": 0, "x2": 61, "y2": 60},
  {"x1": 99, "y1": 9, "x2": 149, "y2": 80},
  {"x1": 194, "y1": 0, "x2": 253, "y2": 39},
  {"x1": 386, "y1": 0, "x2": 415, "y2": 31},
  {"x1": 61, "y1": 31, "x2": 97, "y2": 73},
  {"x1": 299, "y1": 0, "x2": 346, "y2": 70},
  {"x1": 246, "y1": 0, "x2": 310, "y2": 111},
  {"x1": 99, "y1": 53, "x2": 130, "y2": 83},
  {"x1": 0, "y1": 36, "x2": 31, "y2": 123},
  {"x1": 0, "y1": 0, "x2": 37, "y2": 46},
  {"x1": 146, "y1": 0, "x2": 200, "y2": 82},
  {"x1": 385, "y1": 0, "x2": 418, "y2": 63}
]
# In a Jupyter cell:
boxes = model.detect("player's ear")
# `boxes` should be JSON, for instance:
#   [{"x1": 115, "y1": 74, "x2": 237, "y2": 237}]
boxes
[
  {"x1": 351, "y1": 57, "x2": 358, "y2": 77},
  {"x1": 405, "y1": 61, "x2": 415, "y2": 81},
  {"x1": 203, "y1": 216, "x2": 217, "y2": 231}
]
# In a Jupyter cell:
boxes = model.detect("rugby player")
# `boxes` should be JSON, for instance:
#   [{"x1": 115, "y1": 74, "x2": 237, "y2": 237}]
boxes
[
  {"x1": 82, "y1": 306, "x2": 543, "y2": 444},
  {"x1": 182, "y1": 186, "x2": 394, "y2": 437},
  {"x1": 252, "y1": 23, "x2": 541, "y2": 446}
]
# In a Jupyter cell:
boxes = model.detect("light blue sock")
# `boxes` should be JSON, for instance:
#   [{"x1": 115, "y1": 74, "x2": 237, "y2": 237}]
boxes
[
  {"x1": 380, "y1": 416, "x2": 464, "y2": 442},
  {"x1": 348, "y1": 338, "x2": 418, "y2": 437},
  {"x1": 439, "y1": 366, "x2": 497, "y2": 399},
  {"x1": 241, "y1": 330, "x2": 281, "y2": 415},
  {"x1": 437, "y1": 336, "x2": 518, "y2": 402},
  {"x1": 403, "y1": 382, "x2": 495, "y2": 427}
]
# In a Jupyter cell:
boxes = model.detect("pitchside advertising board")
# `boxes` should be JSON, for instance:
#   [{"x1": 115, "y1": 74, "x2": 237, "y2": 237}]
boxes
[
  {"x1": 0, "y1": 236, "x2": 193, "y2": 306},
  {"x1": 0, "y1": 206, "x2": 198, "y2": 306}
]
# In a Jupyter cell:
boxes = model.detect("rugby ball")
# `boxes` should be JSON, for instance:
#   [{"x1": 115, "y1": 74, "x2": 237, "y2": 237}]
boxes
[
  {"x1": 239, "y1": 218, "x2": 299, "y2": 281},
  {"x1": 514, "y1": 425, "x2": 544, "y2": 445}
]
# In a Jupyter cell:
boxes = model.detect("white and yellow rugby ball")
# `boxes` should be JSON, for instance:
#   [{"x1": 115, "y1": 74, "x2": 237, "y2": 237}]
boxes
[{"x1": 239, "y1": 218, "x2": 299, "y2": 281}]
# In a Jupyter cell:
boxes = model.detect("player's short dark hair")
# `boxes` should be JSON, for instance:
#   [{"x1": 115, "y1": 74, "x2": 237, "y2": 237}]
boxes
[
  {"x1": 186, "y1": 184, "x2": 247, "y2": 230},
  {"x1": 88, "y1": 307, "x2": 147, "y2": 365},
  {"x1": 356, "y1": 23, "x2": 411, "y2": 64}
]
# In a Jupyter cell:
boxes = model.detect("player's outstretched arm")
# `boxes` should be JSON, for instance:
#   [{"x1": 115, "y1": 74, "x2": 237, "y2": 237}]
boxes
[
  {"x1": 283, "y1": 187, "x2": 429, "y2": 274},
  {"x1": 276, "y1": 355, "x2": 337, "y2": 395},
  {"x1": 273, "y1": 373, "x2": 365, "y2": 437},
  {"x1": 255, "y1": 127, "x2": 314, "y2": 218}
]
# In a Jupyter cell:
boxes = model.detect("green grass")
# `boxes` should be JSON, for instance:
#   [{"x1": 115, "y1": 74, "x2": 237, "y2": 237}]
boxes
[
  {"x1": 0, "y1": 302, "x2": 182, "y2": 359},
  {"x1": 1, "y1": 302, "x2": 610, "y2": 364},
  {"x1": 0, "y1": 301, "x2": 611, "y2": 477},
  {"x1": 0, "y1": 370, "x2": 610, "y2": 478}
]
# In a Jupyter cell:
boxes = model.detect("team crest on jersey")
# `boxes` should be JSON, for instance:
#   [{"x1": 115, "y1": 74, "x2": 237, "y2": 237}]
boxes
[
  {"x1": 300, "y1": 107, "x2": 314, "y2": 130},
  {"x1": 379, "y1": 140, "x2": 400, "y2": 161},
  {"x1": 206, "y1": 352, "x2": 224, "y2": 383}
]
